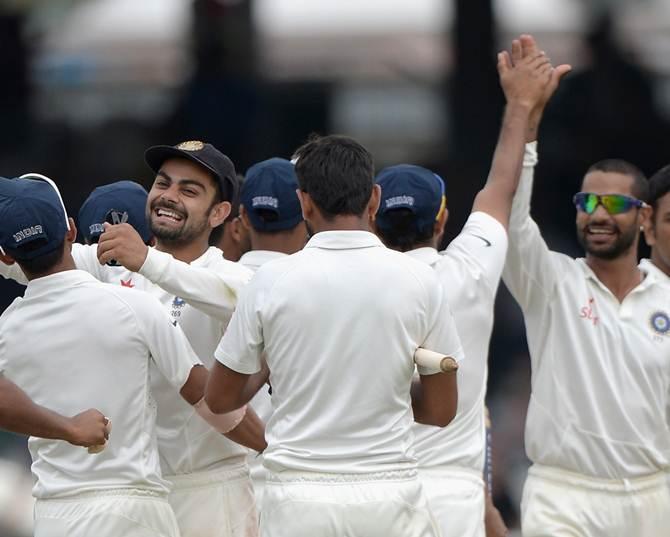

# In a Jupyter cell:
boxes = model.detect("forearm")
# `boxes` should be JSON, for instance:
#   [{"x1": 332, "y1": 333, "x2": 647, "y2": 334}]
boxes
[
  {"x1": 411, "y1": 372, "x2": 457, "y2": 427},
  {"x1": 0, "y1": 377, "x2": 73, "y2": 441},
  {"x1": 139, "y1": 249, "x2": 249, "y2": 321},
  {"x1": 223, "y1": 406, "x2": 266, "y2": 453}
]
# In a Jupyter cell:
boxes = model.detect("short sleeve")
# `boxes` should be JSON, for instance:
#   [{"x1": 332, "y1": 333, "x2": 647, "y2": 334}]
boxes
[
  {"x1": 129, "y1": 293, "x2": 202, "y2": 390},
  {"x1": 442, "y1": 211, "x2": 508, "y2": 294},
  {"x1": 419, "y1": 278, "x2": 465, "y2": 375},
  {"x1": 214, "y1": 275, "x2": 265, "y2": 375}
]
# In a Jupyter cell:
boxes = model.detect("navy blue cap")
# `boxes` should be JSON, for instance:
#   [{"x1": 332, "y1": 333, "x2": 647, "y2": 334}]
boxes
[
  {"x1": 241, "y1": 158, "x2": 303, "y2": 232},
  {"x1": 78, "y1": 180, "x2": 152, "y2": 244},
  {"x1": 144, "y1": 141, "x2": 238, "y2": 203},
  {"x1": 0, "y1": 175, "x2": 70, "y2": 260},
  {"x1": 375, "y1": 164, "x2": 446, "y2": 232}
]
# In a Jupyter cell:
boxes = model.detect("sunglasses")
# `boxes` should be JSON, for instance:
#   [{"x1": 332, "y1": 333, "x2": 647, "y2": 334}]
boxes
[{"x1": 573, "y1": 192, "x2": 647, "y2": 215}]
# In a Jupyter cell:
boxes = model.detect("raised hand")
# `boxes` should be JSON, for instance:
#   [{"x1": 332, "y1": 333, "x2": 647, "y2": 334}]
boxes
[
  {"x1": 97, "y1": 222, "x2": 149, "y2": 272},
  {"x1": 497, "y1": 35, "x2": 553, "y2": 111},
  {"x1": 517, "y1": 34, "x2": 572, "y2": 141}
]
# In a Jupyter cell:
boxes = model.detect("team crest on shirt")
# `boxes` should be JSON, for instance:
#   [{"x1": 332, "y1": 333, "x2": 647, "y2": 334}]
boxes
[
  {"x1": 170, "y1": 296, "x2": 186, "y2": 325},
  {"x1": 173, "y1": 296, "x2": 186, "y2": 307},
  {"x1": 650, "y1": 311, "x2": 670, "y2": 335}
]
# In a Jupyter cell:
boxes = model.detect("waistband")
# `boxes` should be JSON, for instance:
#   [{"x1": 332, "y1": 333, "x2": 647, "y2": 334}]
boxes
[
  {"x1": 418, "y1": 465, "x2": 484, "y2": 485},
  {"x1": 529, "y1": 464, "x2": 668, "y2": 493},
  {"x1": 37, "y1": 488, "x2": 168, "y2": 503},
  {"x1": 266, "y1": 468, "x2": 418, "y2": 484},
  {"x1": 166, "y1": 460, "x2": 250, "y2": 490}
]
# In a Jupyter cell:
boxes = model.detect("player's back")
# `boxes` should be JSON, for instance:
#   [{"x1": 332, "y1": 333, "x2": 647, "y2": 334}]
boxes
[
  {"x1": 0, "y1": 270, "x2": 178, "y2": 499},
  {"x1": 250, "y1": 230, "x2": 452, "y2": 474}
]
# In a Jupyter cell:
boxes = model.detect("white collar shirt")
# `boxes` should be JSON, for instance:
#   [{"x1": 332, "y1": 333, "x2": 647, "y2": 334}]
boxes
[
  {"x1": 215, "y1": 230, "x2": 464, "y2": 474},
  {"x1": 0, "y1": 270, "x2": 200, "y2": 498},
  {"x1": 502, "y1": 145, "x2": 670, "y2": 479},
  {"x1": 406, "y1": 211, "x2": 507, "y2": 472}
]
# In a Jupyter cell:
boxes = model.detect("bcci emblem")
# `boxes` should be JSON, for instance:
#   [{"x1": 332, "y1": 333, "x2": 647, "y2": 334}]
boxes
[
  {"x1": 105, "y1": 209, "x2": 129, "y2": 226},
  {"x1": 177, "y1": 140, "x2": 204, "y2": 151},
  {"x1": 173, "y1": 297, "x2": 186, "y2": 308},
  {"x1": 650, "y1": 311, "x2": 670, "y2": 335}
]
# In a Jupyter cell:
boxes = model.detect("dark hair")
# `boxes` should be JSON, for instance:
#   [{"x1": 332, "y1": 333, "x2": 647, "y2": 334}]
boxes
[
  {"x1": 293, "y1": 134, "x2": 374, "y2": 218},
  {"x1": 649, "y1": 164, "x2": 670, "y2": 211},
  {"x1": 585, "y1": 159, "x2": 649, "y2": 202},
  {"x1": 376, "y1": 209, "x2": 434, "y2": 252},
  {"x1": 209, "y1": 174, "x2": 243, "y2": 246},
  {"x1": 9, "y1": 240, "x2": 65, "y2": 276}
]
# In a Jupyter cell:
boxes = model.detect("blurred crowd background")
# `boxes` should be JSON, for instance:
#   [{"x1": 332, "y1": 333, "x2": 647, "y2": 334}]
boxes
[{"x1": 0, "y1": 1, "x2": 669, "y2": 535}]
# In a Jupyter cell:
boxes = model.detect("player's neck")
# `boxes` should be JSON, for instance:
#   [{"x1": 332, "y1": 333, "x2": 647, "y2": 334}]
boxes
[
  {"x1": 309, "y1": 215, "x2": 371, "y2": 234},
  {"x1": 155, "y1": 238, "x2": 209, "y2": 264},
  {"x1": 251, "y1": 233, "x2": 302, "y2": 255},
  {"x1": 586, "y1": 248, "x2": 643, "y2": 302},
  {"x1": 650, "y1": 248, "x2": 670, "y2": 278},
  {"x1": 23, "y1": 254, "x2": 77, "y2": 282}
]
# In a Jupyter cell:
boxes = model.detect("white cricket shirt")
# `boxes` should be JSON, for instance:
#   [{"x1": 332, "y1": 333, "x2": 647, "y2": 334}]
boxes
[
  {"x1": 407, "y1": 211, "x2": 507, "y2": 472},
  {"x1": 502, "y1": 144, "x2": 670, "y2": 479},
  {"x1": 216, "y1": 230, "x2": 464, "y2": 474},
  {"x1": 0, "y1": 270, "x2": 200, "y2": 499},
  {"x1": 0, "y1": 245, "x2": 253, "y2": 475}
]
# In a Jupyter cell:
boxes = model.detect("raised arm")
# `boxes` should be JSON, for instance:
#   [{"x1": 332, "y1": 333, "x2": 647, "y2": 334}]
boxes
[
  {"x1": 97, "y1": 223, "x2": 251, "y2": 320},
  {"x1": 0, "y1": 376, "x2": 109, "y2": 447},
  {"x1": 472, "y1": 35, "x2": 571, "y2": 229}
]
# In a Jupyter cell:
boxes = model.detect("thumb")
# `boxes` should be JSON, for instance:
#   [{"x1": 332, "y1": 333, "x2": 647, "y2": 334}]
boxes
[
  {"x1": 497, "y1": 51, "x2": 512, "y2": 76},
  {"x1": 102, "y1": 222, "x2": 113, "y2": 232}
]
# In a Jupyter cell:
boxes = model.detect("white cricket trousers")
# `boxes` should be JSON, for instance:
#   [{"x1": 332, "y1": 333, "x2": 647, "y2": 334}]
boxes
[
  {"x1": 261, "y1": 469, "x2": 441, "y2": 537},
  {"x1": 167, "y1": 461, "x2": 259, "y2": 537},
  {"x1": 33, "y1": 489, "x2": 179, "y2": 537},
  {"x1": 419, "y1": 466, "x2": 485, "y2": 537},
  {"x1": 521, "y1": 464, "x2": 670, "y2": 537}
]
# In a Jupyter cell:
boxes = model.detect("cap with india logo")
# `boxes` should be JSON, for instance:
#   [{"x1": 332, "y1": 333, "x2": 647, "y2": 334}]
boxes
[
  {"x1": 241, "y1": 158, "x2": 303, "y2": 232},
  {"x1": 78, "y1": 180, "x2": 152, "y2": 244},
  {"x1": 0, "y1": 174, "x2": 71, "y2": 260},
  {"x1": 375, "y1": 164, "x2": 446, "y2": 233},
  {"x1": 144, "y1": 140, "x2": 238, "y2": 203}
]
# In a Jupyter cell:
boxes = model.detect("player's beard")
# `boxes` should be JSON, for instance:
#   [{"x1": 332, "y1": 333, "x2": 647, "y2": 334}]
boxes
[
  {"x1": 576, "y1": 220, "x2": 638, "y2": 260},
  {"x1": 148, "y1": 201, "x2": 211, "y2": 246}
]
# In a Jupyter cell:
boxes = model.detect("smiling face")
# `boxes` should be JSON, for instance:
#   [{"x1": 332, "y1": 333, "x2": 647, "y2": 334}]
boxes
[
  {"x1": 146, "y1": 158, "x2": 229, "y2": 247},
  {"x1": 575, "y1": 171, "x2": 645, "y2": 260}
]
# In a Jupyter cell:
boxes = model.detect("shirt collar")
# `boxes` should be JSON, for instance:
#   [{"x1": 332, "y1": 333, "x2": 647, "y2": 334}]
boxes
[
  {"x1": 639, "y1": 258, "x2": 670, "y2": 284},
  {"x1": 577, "y1": 257, "x2": 661, "y2": 293},
  {"x1": 404, "y1": 246, "x2": 441, "y2": 266},
  {"x1": 24, "y1": 269, "x2": 98, "y2": 298},
  {"x1": 305, "y1": 230, "x2": 384, "y2": 250},
  {"x1": 239, "y1": 250, "x2": 288, "y2": 270}
]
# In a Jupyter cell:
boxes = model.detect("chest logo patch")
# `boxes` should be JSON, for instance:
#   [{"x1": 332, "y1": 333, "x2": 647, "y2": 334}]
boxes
[{"x1": 650, "y1": 311, "x2": 670, "y2": 335}]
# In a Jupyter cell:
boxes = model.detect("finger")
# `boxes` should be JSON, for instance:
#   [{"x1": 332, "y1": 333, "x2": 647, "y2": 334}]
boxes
[
  {"x1": 497, "y1": 51, "x2": 512, "y2": 74},
  {"x1": 553, "y1": 63, "x2": 572, "y2": 81},
  {"x1": 511, "y1": 39, "x2": 522, "y2": 64},
  {"x1": 520, "y1": 34, "x2": 538, "y2": 58},
  {"x1": 529, "y1": 54, "x2": 551, "y2": 69}
]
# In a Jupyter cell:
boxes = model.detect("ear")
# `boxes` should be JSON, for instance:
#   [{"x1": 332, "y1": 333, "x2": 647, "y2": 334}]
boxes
[
  {"x1": 641, "y1": 206, "x2": 656, "y2": 247},
  {"x1": 238, "y1": 206, "x2": 252, "y2": 232},
  {"x1": 296, "y1": 189, "x2": 313, "y2": 221},
  {"x1": 209, "y1": 201, "x2": 232, "y2": 228},
  {"x1": 0, "y1": 251, "x2": 16, "y2": 266},
  {"x1": 367, "y1": 184, "x2": 381, "y2": 219},
  {"x1": 433, "y1": 207, "x2": 448, "y2": 243},
  {"x1": 66, "y1": 218, "x2": 77, "y2": 244}
]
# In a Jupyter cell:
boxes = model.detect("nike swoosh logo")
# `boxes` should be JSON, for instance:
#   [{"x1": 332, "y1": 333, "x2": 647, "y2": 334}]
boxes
[{"x1": 472, "y1": 234, "x2": 492, "y2": 247}]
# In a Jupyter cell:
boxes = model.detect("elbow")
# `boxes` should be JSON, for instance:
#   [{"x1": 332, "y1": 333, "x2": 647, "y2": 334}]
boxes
[
  {"x1": 425, "y1": 405, "x2": 457, "y2": 428},
  {"x1": 203, "y1": 391, "x2": 237, "y2": 415}
]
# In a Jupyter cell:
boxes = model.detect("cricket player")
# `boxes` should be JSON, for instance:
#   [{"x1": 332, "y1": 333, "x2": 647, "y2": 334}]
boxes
[
  {"x1": 0, "y1": 176, "x2": 244, "y2": 536},
  {"x1": 0, "y1": 376, "x2": 109, "y2": 448},
  {"x1": 373, "y1": 35, "x2": 565, "y2": 537},
  {"x1": 236, "y1": 157, "x2": 307, "y2": 503},
  {"x1": 503, "y1": 56, "x2": 670, "y2": 535},
  {"x1": 211, "y1": 174, "x2": 252, "y2": 262},
  {"x1": 642, "y1": 164, "x2": 670, "y2": 278},
  {"x1": 205, "y1": 134, "x2": 464, "y2": 537},
  {"x1": 77, "y1": 180, "x2": 153, "y2": 246},
  {"x1": 0, "y1": 142, "x2": 265, "y2": 537}
]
